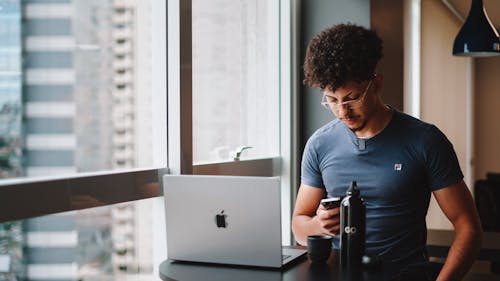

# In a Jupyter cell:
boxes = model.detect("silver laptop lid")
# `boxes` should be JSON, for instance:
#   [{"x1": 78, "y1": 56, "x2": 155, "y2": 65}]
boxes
[{"x1": 163, "y1": 175, "x2": 284, "y2": 268}]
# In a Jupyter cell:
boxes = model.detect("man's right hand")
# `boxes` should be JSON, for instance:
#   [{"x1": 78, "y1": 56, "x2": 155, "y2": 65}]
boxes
[
  {"x1": 292, "y1": 184, "x2": 340, "y2": 245},
  {"x1": 315, "y1": 204, "x2": 341, "y2": 236}
]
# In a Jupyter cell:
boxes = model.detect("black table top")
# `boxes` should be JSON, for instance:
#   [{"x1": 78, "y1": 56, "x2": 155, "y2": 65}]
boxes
[
  {"x1": 159, "y1": 248, "x2": 500, "y2": 281},
  {"x1": 159, "y1": 249, "x2": 404, "y2": 281},
  {"x1": 157, "y1": 230, "x2": 500, "y2": 281}
]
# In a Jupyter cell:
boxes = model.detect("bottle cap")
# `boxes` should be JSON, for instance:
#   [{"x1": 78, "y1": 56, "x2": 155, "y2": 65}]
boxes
[{"x1": 346, "y1": 181, "x2": 360, "y2": 196}]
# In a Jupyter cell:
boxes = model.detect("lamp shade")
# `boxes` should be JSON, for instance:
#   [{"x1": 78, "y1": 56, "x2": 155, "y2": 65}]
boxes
[{"x1": 453, "y1": 0, "x2": 500, "y2": 57}]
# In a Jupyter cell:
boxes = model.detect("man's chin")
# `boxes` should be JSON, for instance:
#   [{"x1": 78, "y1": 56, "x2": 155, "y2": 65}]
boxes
[
  {"x1": 345, "y1": 121, "x2": 366, "y2": 132},
  {"x1": 349, "y1": 126, "x2": 361, "y2": 132}
]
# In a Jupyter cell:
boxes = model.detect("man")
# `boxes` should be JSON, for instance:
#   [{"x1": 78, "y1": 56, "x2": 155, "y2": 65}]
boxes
[{"x1": 292, "y1": 23, "x2": 482, "y2": 281}]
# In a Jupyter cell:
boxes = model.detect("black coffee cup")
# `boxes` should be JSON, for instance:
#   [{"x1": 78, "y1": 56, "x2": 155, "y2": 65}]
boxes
[{"x1": 307, "y1": 235, "x2": 333, "y2": 263}]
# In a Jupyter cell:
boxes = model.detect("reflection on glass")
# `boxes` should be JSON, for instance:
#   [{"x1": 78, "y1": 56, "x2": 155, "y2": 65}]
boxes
[
  {"x1": 0, "y1": 0, "x2": 166, "y2": 181},
  {"x1": 192, "y1": 0, "x2": 280, "y2": 163},
  {"x1": 0, "y1": 198, "x2": 163, "y2": 281},
  {"x1": 0, "y1": 0, "x2": 22, "y2": 179}
]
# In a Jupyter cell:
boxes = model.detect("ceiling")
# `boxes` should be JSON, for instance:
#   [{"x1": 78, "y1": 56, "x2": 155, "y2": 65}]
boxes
[{"x1": 446, "y1": 0, "x2": 500, "y2": 29}]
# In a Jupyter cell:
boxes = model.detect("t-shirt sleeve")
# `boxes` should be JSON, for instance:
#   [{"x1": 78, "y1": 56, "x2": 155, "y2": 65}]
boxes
[
  {"x1": 301, "y1": 138, "x2": 324, "y2": 188},
  {"x1": 423, "y1": 125, "x2": 464, "y2": 191}
]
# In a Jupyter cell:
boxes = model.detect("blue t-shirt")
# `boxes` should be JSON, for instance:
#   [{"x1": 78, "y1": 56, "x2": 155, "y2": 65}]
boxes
[{"x1": 301, "y1": 108, "x2": 463, "y2": 267}]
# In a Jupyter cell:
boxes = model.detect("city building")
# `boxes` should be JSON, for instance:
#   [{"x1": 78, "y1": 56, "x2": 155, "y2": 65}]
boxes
[{"x1": 18, "y1": 0, "x2": 154, "y2": 279}]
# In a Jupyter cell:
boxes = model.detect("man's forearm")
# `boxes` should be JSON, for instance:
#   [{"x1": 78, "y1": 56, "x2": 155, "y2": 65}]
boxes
[
  {"x1": 437, "y1": 228, "x2": 482, "y2": 281},
  {"x1": 292, "y1": 215, "x2": 321, "y2": 246}
]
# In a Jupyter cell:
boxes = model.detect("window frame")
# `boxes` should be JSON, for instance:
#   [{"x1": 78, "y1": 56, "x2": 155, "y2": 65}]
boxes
[{"x1": 0, "y1": 168, "x2": 167, "y2": 222}]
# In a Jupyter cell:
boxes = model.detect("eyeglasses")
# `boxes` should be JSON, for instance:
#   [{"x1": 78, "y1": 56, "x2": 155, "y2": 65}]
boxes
[{"x1": 321, "y1": 79, "x2": 373, "y2": 110}]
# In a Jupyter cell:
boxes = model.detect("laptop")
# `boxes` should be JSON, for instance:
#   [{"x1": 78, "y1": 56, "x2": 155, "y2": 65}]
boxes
[{"x1": 163, "y1": 174, "x2": 307, "y2": 268}]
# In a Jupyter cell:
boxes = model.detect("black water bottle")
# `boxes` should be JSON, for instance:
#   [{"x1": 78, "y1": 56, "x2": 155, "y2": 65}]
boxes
[{"x1": 340, "y1": 181, "x2": 366, "y2": 271}]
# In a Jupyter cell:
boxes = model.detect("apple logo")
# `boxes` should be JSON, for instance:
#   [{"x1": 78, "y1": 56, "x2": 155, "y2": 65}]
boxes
[{"x1": 215, "y1": 210, "x2": 227, "y2": 228}]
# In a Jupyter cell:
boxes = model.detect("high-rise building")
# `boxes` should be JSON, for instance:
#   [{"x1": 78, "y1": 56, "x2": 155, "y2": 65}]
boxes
[
  {"x1": 20, "y1": 0, "x2": 154, "y2": 279},
  {"x1": 21, "y1": 1, "x2": 80, "y2": 279},
  {"x1": 109, "y1": 0, "x2": 154, "y2": 274},
  {"x1": 0, "y1": 0, "x2": 155, "y2": 279},
  {"x1": 23, "y1": 0, "x2": 77, "y2": 177},
  {"x1": 111, "y1": 0, "x2": 136, "y2": 169}
]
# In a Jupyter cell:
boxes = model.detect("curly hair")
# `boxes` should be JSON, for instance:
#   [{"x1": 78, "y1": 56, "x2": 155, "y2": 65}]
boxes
[{"x1": 303, "y1": 23, "x2": 383, "y2": 91}]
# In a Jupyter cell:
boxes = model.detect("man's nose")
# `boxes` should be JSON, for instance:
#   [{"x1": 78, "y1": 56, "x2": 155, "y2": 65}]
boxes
[{"x1": 336, "y1": 104, "x2": 350, "y2": 116}]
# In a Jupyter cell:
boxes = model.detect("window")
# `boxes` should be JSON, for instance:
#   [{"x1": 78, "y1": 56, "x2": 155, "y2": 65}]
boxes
[
  {"x1": 0, "y1": 197, "x2": 165, "y2": 280},
  {"x1": 191, "y1": 0, "x2": 280, "y2": 164},
  {"x1": 0, "y1": 0, "x2": 167, "y2": 180},
  {"x1": 0, "y1": 1, "x2": 298, "y2": 280},
  {"x1": 167, "y1": 0, "x2": 288, "y2": 177},
  {"x1": 0, "y1": 1, "x2": 167, "y2": 280}
]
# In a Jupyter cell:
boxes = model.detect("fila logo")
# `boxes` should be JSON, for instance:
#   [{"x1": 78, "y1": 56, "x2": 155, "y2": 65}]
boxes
[{"x1": 394, "y1": 163, "x2": 402, "y2": 171}]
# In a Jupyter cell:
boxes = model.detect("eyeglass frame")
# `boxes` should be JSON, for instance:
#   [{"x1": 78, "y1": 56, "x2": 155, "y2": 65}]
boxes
[{"x1": 320, "y1": 78, "x2": 374, "y2": 110}]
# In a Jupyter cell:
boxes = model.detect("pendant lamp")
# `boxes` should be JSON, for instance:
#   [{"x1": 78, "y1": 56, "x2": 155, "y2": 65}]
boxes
[{"x1": 453, "y1": 0, "x2": 500, "y2": 57}]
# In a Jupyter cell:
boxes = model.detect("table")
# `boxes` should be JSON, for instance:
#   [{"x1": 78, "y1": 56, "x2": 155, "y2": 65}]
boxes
[
  {"x1": 159, "y1": 248, "x2": 500, "y2": 281},
  {"x1": 427, "y1": 229, "x2": 500, "y2": 262},
  {"x1": 159, "y1": 251, "x2": 382, "y2": 281}
]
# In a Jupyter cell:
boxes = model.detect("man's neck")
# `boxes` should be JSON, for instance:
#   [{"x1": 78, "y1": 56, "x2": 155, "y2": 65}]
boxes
[{"x1": 354, "y1": 104, "x2": 393, "y2": 139}]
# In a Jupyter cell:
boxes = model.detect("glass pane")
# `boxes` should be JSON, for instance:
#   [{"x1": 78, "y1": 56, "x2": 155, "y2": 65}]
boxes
[
  {"x1": 0, "y1": 0, "x2": 167, "y2": 180},
  {"x1": 192, "y1": 0, "x2": 280, "y2": 163},
  {"x1": 0, "y1": 197, "x2": 166, "y2": 281}
]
